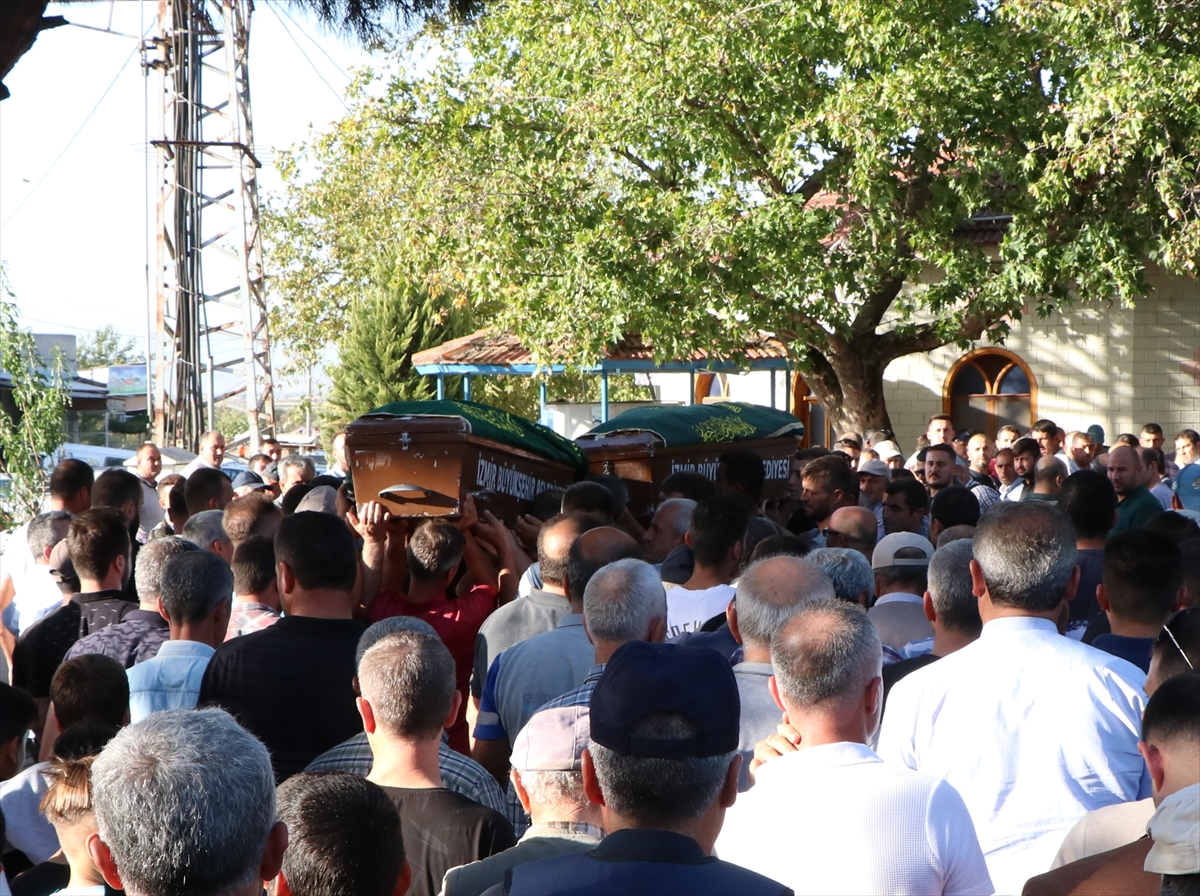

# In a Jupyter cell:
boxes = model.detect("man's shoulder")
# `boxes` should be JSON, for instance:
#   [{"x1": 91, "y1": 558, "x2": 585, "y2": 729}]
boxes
[{"x1": 1023, "y1": 837, "x2": 1155, "y2": 896}]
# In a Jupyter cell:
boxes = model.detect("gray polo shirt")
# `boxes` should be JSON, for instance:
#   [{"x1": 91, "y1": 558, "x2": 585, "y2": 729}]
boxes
[
  {"x1": 441, "y1": 823, "x2": 603, "y2": 896},
  {"x1": 733, "y1": 661, "x2": 782, "y2": 792},
  {"x1": 472, "y1": 589, "x2": 573, "y2": 699},
  {"x1": 480, "y1": 615, "x2": 594, "y2": 743}
]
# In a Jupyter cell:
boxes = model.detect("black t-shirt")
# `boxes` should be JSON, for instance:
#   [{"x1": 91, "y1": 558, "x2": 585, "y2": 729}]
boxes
[
  {"x1": 198, "y1": 615, "x2": 365, "y2": 781},
  {"x1": 381, "y1": 785, "x2": 517, "y2": 896},
  {"x1": 11, "y1": 590, "x2": 136, "y2": 697}
]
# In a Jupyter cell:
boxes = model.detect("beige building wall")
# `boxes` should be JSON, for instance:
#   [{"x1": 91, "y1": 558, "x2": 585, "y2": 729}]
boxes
[{"x1": 883, "y1": 268, "x2": 1200, "y2": 454}]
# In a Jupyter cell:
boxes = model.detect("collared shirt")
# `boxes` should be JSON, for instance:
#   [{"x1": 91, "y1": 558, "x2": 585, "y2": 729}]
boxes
[
  {"x1": 867, "y1": 593, "x2": 933, "y2": 653},
  {"x1": 1092, "y1": 633, "x2": 1154, "y2": 673},
  {"x1": 127, "y1": 639, "x2": 216, "y2": 722},
  {"x1": 136, "y1": 475, "x2": 164, "y2": 543},
  {"x1": 496, "y1": 828, "x2": 792, "y2": 896},
  {"x1": 10, "y1": 563, "x2": 64, "y2": 635},
  {"x1": 967, "y1": 482, "x2": 1002, "y2": 512},
  {"x1": 472, "y1": 588, "x2": 573, "y2": 699},
  {"x1": 179, "y1": 456, "x2": 221, "y2": 479},
  {"x1": 65, "y1": 609, "x2": 169, "y2": 667},
  {"x1": 1112, "y1": 485, "x2": 1163, "y2": 533},
  {"x1": 475, "y1": 615, "x2": 593, "y2": 744},
  {"x1": 999, "y1": 480, "x2": 1025, "y2": 502},
  {"x1": 878, "y1": 616, "x2": 1150, "y2": 895},
  {"x1": 305, "y1": 732, "x2": 506, "y2": 814},
  {"x1": 732, "y1": 661, "x2": 780, "y2": 792},
  {"x1": 440, "y1": 822, "x2": 604, "y2": 896},
  {"x1": 0, "y1": 761, "x2": 57, "y2": 863},
  {"x1": 225, "y1": 601, "x2": 281, "y2": 640},
  {"x1": 718, "y1": 742, "x2": 992, "y2": 896}
]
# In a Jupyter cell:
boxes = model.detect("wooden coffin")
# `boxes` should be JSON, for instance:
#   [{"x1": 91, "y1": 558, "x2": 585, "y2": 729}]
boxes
[
  {"x1": 575, "y1": 403, "x2": 803, "y2": 518},
  {"x1": 345, "y1": 402, "x2": 585, "y2": 524}
]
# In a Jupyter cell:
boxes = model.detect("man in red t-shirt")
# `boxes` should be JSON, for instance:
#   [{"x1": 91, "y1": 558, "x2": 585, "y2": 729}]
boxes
[{"x1": 368, "y1": 497, "x2": 518, "y2": 753}]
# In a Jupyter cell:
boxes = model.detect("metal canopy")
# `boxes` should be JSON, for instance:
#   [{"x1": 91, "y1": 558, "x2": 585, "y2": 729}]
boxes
[{"x1": 411, "y1": 328, "x2": 792, "y2": 422}]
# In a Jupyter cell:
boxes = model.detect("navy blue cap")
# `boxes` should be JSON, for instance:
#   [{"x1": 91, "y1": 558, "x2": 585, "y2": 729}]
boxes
[
  {"x1": 589, "y1": 641, "x2": 740, "y2": 759},
  {"x1": 232, "y1": 470, "x2": 268, "y2": 491}
]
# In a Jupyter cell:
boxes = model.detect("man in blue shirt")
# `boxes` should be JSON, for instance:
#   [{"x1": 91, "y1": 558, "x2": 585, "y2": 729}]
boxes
[
  {"x1": 1094, "y1": 529, "x2": 1184, "y2": 673},
  {"x1": 128, "y1": 551, "x2": 232, "y2": 721},
  {"x1": 490, "y1": 641, "x2": 791, "y2": 896}
]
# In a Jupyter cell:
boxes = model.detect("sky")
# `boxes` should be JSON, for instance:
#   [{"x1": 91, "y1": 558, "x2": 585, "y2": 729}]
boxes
[{"x1": 0, "y1": 0, "x2": 382, "y2": 392}]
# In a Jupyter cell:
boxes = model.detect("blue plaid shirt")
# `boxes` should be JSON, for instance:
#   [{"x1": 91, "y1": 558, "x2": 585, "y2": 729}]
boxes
[{"x1": 305, "y1": 733, "x2": 505, "y2": 815}]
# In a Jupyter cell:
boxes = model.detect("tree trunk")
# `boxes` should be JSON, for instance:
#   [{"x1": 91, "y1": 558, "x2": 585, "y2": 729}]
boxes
[{"x1": 794, "y1": 333, "x2": 894, "y2": 437}]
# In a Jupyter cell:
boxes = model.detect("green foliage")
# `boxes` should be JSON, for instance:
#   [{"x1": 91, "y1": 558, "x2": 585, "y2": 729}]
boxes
[
  {"x1": 267, "y1": 0, "x2": 1200, "y2": 431},
  {"x1": 0, "y1": 279, "x2": 71, "y2": 527},
  {"x1": 77, "y1": 324, "x2": 144, "y2": 371}
]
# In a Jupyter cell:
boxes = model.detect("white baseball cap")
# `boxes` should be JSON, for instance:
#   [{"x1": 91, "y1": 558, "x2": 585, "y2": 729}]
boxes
[{"x1": 871, "y1": 532, "x2": 935, "y2": 570}]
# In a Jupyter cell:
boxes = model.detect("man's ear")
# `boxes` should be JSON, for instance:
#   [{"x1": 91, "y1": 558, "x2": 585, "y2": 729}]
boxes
[
  {"x1": 1138, "y1": 741, "x2": 1166, "y2": 795},
  {"x1": 581, "y1": 749, "x2": 606, "y2": 807},
  {"x1": 259, "y1": 820, "x2": 288, "y2": 889},
  {"x1": 1096, "y1": 583, "x2": 1111, "y2": 614},
  {"x1": 969, "y1": 559, "x2": 987, "y2": 599},
  {"x1": 156, "y1": 595, "x2": 170, "y2": 623},
  {"x1": 112, "y1": 552, "x2": 128, "y2": 582},
  {"x1": 684, "y1": 531, "x2": 694, "y2": 548},
  {"x1": 86, "y1": 834, "x2": 125, "y2": 891},
  {"x1": 277, "y1": 561, "x2": 296, "y2": 596},
  {"x1": 392, "y1": 859, "x2": 412, "y2": 896},
  {"x1": 727, "y1": 601, "x2": 742, "y2": 645},
  {"x1": 646, "y1": 615, "x2": 667, "y2": 644},
  {"x1": 923, "y1": 591, "x2": 936, "y2": 624},
  {"x1": 443, "y1": 690, "x2": 463, "y2": 731},
  {"x1": 719, "y1": 754, "x2": 741, "y2": 809},
  {"x1": 357, "y1": 696, "x2": 377, "y2": 735},
  {"x1": 273, "y1": 872, "x2": 293, "y2": 896},
  {"x1": 767, "y1": 675, "x2": 785, "y2": 713}
]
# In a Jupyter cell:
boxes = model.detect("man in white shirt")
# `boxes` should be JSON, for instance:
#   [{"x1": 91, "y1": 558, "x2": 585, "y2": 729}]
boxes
[
  {"x1": 179, "y1": 430, "x2": 226, "y2": 479},
  {"x1": 877, "y1": 501, "x2": 1150, "y2": 895},
  {"x1": 718, "y1": 599, "x2": 993, "y2": 896},
  {"x1": 664, "y1": 495, "x2": 746, "y2": 638},
  {"x1": 868, "y1": 532, "x2": 935, "y2": 653},
  {"x1": 133, "y1": 442, "x2": 164, "y2": 543},
  {"x1": 11, "y1": 511, "x2": 72, "y2": 635}
]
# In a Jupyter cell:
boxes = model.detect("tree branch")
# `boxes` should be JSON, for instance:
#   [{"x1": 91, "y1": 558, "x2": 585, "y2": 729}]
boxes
[
  {"x1": 615, "y1": 148, "x2": 680, "y2": 191},
  {"x1": 849, "y1": 274, "x2": 905, "y2": 336},
  {"x1": 682, "y1": 96, "x2": 788, "y2": 196}
]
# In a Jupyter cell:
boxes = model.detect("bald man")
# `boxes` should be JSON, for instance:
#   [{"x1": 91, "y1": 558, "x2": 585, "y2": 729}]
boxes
[
  {"x1": 1108, "y1": 445, "x2": 1161, "y2": 533},
  {"x1": 826, "y1": 506, "x2": 879, "y2": 561},
  {"x1": 1024, "y1": 456, "x2": 1066, "y2": 502}
]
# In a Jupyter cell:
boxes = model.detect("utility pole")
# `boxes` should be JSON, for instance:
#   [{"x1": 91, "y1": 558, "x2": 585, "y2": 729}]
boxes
[{"x1": 147, "y1": 0, "x2": 275, "y2": 453}]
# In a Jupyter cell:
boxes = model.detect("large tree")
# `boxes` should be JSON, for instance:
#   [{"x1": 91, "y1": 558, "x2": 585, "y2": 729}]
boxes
[{"x1": 267, "y1": 0, "x2": 1200, "y2": 432}]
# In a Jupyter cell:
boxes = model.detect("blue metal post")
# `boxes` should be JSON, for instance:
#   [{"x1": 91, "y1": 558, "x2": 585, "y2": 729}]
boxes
[
  {"x1": 463, "y1": 376, "x2": 472, "y2": 401},
  {"x1": 688, "y1": 370, "x2": 695, "y2": 406},
  {"x1": 539, "y1": 380, "x2": 548, "y2": 421},
  {"x1": 436, "y1": 374, "x2": 445, "y2": 400},
  {"x1": 770, "y1": 369, "x2": 777, "y2": 408},
  {"x1": 600, "y1": 371, "x2": 610, "y2": 422}
]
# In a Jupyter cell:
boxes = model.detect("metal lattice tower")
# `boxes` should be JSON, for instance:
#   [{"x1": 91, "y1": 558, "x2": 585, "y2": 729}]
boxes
[{"x1": 147, "y1": 0, "x2": 275, "y2": 453}]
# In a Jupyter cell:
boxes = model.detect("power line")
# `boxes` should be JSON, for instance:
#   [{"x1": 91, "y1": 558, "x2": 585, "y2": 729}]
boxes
[
  {"x1": 266, "y1": 3, "x2": 349, "y2": 110},
  {"x1": 1, "y1": 40, "x2": 141, "y2": 229},
  {"x1": 272, "y1": 2, "x2": 352, "y2": 81}
]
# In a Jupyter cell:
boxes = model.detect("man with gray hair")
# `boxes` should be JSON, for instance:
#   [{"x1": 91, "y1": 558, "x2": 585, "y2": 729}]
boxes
[
  {"x1": 10, "y1": 510, "x2": 72, "y2": 634},
  {"x1": 718, "y1": 600, "x2": 991, "y2": 895},
  {"x1": 305, "y1": 616, "x2": 506, "y2": 816},
  {"x1": 806, "y1": 547, "x2": 874, "y2": 606},
  {"x1": 727, "y1": 555, "x2": 835, "y2": 790},
  {"x1": 878, "y1": 502, "x2": 1150, "y2": 894},
  {"x1": 441, "y1": 705, "x2": 603, "y2": 895},
  {"x1": 127, "y1": 552, "x2": 233, "y2": 721},
  {"x1": 641, "y1": 498, "x2": 696, "y2": 565},
  {"x1": 66, "y1": 535, "x2": 201, "y2": 668},
  {"x1": 276, "y1": 454, "x2": 316, "y2": 499},
  {"x1": 181, "y1": 509, "x2": 234, "y2": 564},
  {"x1": 360, "y1": 631, "x2": 515, "y2": 895},
  {"x1": 881, "y1": 539, "x2": 982, "y2": 708},
  {"x1": 87, "y1": 707, "x2": 287, "y2": 896}
]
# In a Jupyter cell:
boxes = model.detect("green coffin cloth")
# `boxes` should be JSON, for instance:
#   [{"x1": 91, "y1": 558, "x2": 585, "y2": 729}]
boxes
[
  {"x1": 583, "y1": 402, "x2": 803, "y2": 447},
  {"x1": 360, "y1": 400, "x2": 589, "y2": 474}
]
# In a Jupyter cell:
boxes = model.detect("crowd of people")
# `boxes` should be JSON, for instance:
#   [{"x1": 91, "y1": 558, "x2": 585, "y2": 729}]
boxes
[{"x1": 0, "y1": 415, "x2": 1197, "y2": 896}]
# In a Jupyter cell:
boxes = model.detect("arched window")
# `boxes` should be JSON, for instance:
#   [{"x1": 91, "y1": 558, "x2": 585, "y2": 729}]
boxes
[{"x1": 943, "y1": 349, "x2": 1036, "y2": 438}]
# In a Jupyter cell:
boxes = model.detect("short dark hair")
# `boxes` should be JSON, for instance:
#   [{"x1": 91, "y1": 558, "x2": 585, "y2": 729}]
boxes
[
  {"x1": 1141, "y1": 423, "x2": 1164, "y2": 437},
  {"x1": 1153, "y1": 608, "x2": 1200, "y2": 685},
  {"x1": 91, "y1": 469, "x2": 142, "y2": 513},
  {"x1": 67, "y1": 508, "x2": 130, "y2": 581},
  {"x1": 280, "y1": 482, "x2": 315, "y2": 515},
  {"x1": 52, "y1": 719, "x2": 120, "y2": 760},
  {"x1": 1058, "y1": 470, "x2": 1118, "y2": 540},
  {"x1": 529, "y1": 487, "x2": 566, "y2": 521},
  {"x1": 358, "y1": 631, "x2": 456, "y2": 740},
  {"x1": 232, "y1": 536, "x2": 276, "y2": 595},
  {"x1": 406, "y1": 520, "x2": 465, "y2": 584},
  {"x1": 308, "y1": 475, "x2": 343, "y2": 492},
  {"x1": 0, "y1": 682, "x2": 37, "y2": 743},
  {"x1": 276, "y1": 511, "x2": 358, "y2": 592},
  {"x1": 927, "y1": 414, "x2": 953, "y2": 427},
  {"x1": 28, "y1": 510, "x2": 72, "y2": 561},
  {"x1": 688, "y1": 494, "x2": 750, "y2": 567},
  {"x1": 659, "y1": 471, "x2": 716, "y2": 502},
  {"x1": 538, "y1": 513, "x2": 600, "y2": 587},
  {"x1": 1012, "y1": 437, "x2": 1040, "y2": 460},
  {"x1": 1181, "y1": 539, "x2": 1200, "y2": 610},
  {"x1": 801, "y1": 454, "x2": 858, "y2": 503},
  {"x1": 223, "y1": 493, "x2": 282, "y2": 545},
  {"x1": 924, "y1": 442, "x2": 957, "y2": 463},
  {"x1": 1177, "y1": 429, "x2": 1200, "y2": 445},
  {"x1": 1141, "y1": 671, "x2": 1200, "y2": 746},
  {"x1": 1146, "y1": 511, "x2": 1200, "y2": 547},
  {"x1": 1031, "y1": 419, "x2": 1057, "y2": 436},
  {"x1": 246, "y1": 453, "x2": 270, "y2": 469},
  {"x1": 185, "y1": 467, "x2": 231, "y2": 515},
  {"x1": 50, "y1": 655, "x2": 129, "y2": 729},
  {"x1": 159, "y1": 552, "x2": 234, "y2": 624},
  {"x1": 718, "y1": 451, "x2": 766, "y2": 504},
  {"x1": 929, "y1": 486, "x2": 980, "y2": 528},
  {"x1": 885, "y1": 477, "x2": 928, "y2": 513},
  {"x1": 1103, "y1": 530, "x2": 1183, "y2": 627},
  {"x1": 974, "y1": 502, "x2": 1077, "y2": 612},
  {"x1": 49, "y1": 459, "x2": 93, "y2": 501},
  {"x1": 168, "y1": 480, "x2": 188, "y2": 524},
  {"x1": 747, "y1": 533, "x2": 809, "y2": 563},
  {"x1": 1139, "y1": 446, "x2": 1166, "y2": 475},
  {"x1": 275, "y1": 773, "x2": 406, "y2": 896},
  {"x1": 562, "y1": 481, "x2": 616, "y2": 522},
  {"x1": 590, "y1": 474, "x2": 630, "y2": 516}
]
